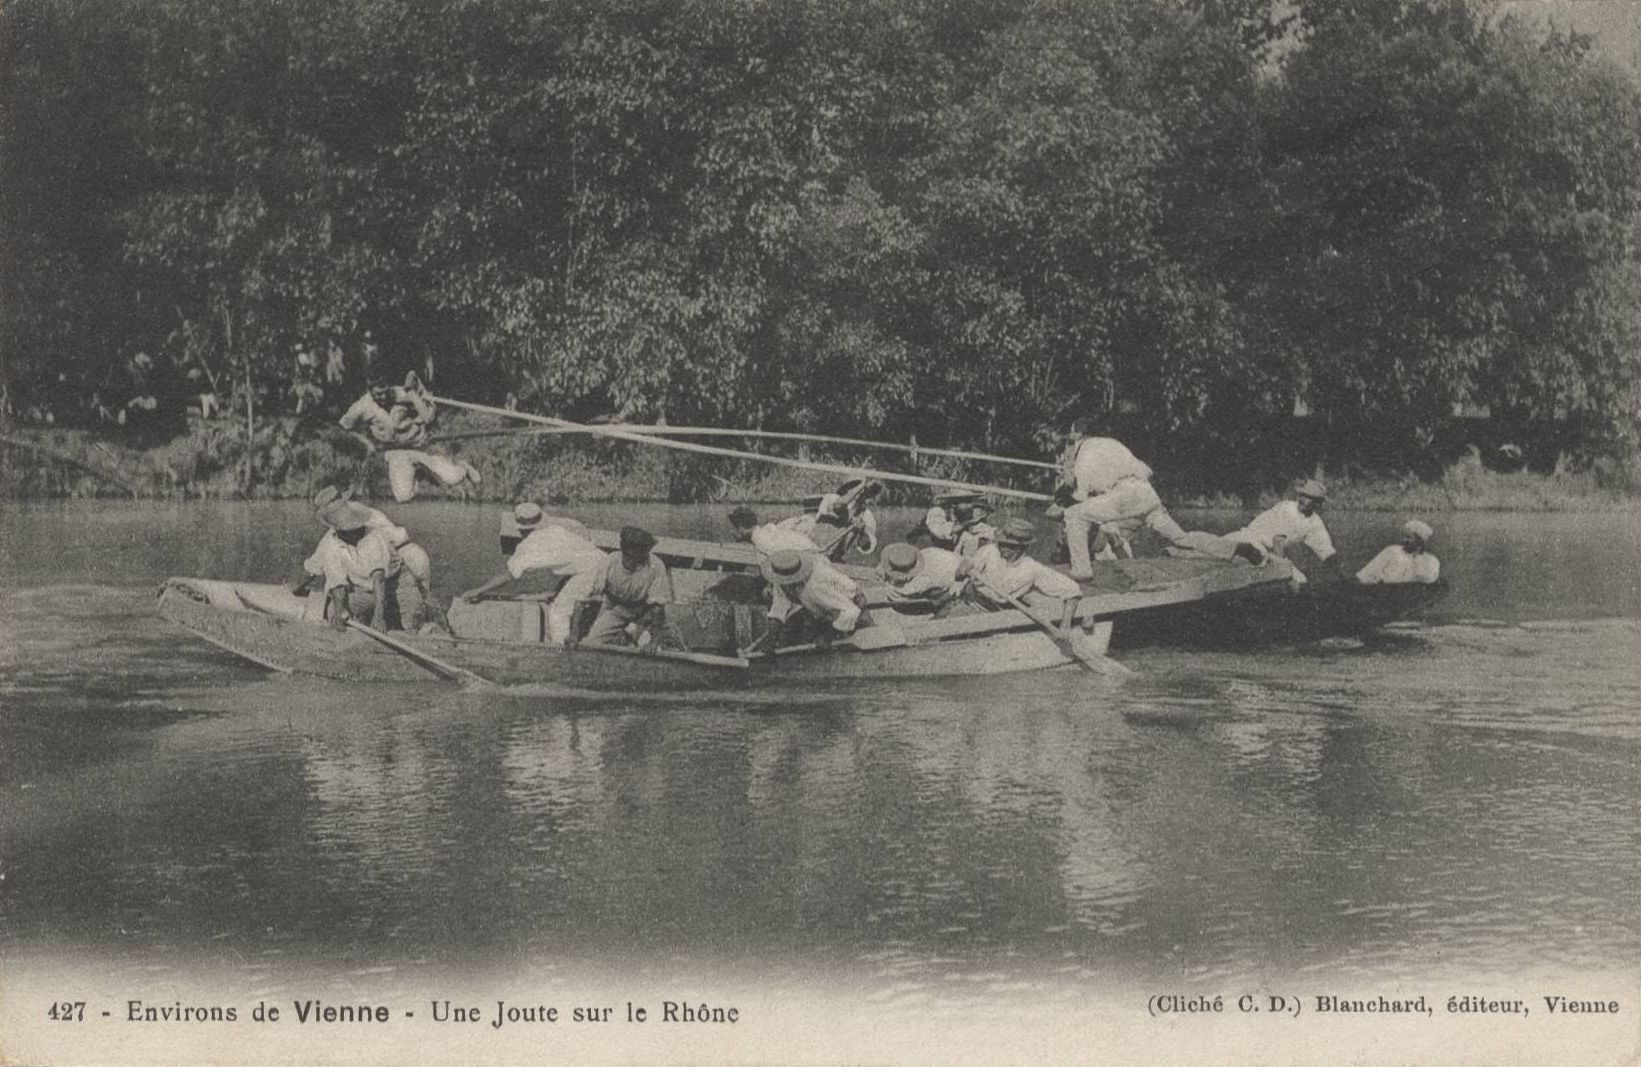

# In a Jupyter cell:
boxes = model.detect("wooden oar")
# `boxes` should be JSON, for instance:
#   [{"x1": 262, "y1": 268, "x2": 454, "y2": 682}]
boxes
[
  {"x1": 433, "y1": 396, "x2": 1054, "y2": 503},
  {"x1": 971, "y1": 576, "x2": 1133, "y2": 676},
  {"x1": 345, "y1": 620, "x2": 497, "y2": 688}
]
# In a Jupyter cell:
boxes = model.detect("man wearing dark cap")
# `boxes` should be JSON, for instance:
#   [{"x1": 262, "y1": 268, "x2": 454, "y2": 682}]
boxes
[
  {"x1": 581, "y1": 526, "x2": 675, "y2": 649},
  {"x1": 1224, "y1": 479, "x2": 1338, "y2": 580}
]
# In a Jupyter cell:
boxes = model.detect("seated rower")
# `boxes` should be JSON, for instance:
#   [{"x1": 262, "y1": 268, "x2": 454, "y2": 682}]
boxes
[
  {"x1": 877, "y1": 542, "x2": 970, "y2": 610},
  {"x1": 293, "y1": 501, "x2": 423, "y2": 632},
  {"x1": 1356, "y1": 520, "x2": 1441, "y2": 585},
  {"x1": 774, "y1": 495, "x2": 827, "y2": 541},
  {"x1": 968, "y1": 517, "x2": 1083, "y2": 632},
  {"x1": 580, "y1": 526, "x2": 675, "y2": 649},
  {"x1": 339, "y1": 368, "x2": 481, "y2": 503},
  {"x1": 311, "y1": 485, "x2": 432, "y2": 603},
  {"x1": 729, "y1": 505, "x2": 820, "y2": 555},
  {"x1": 812, "y1": 478, "x2": 883, "y2": 559},
  {"x1": 460, "y1": 502, "x2": 608, "y2": 644},
  {"x1": 761, "y1": 549, "x2": 865, "y2": 648}
]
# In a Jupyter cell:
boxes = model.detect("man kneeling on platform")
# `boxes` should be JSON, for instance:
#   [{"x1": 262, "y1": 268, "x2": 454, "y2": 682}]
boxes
[
  {"x1": 579, "y1": 526, "x2": 675, "y2": 650},
  {"x1": 293, "y1": 501, "x2": 423, "y2": 632},
  {"x1": 761, "y1": 549, "x2": 865, "y2": 649}
]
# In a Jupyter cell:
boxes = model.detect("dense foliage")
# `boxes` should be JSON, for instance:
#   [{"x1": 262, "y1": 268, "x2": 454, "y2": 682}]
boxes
[{"x1": 4, "y1": 0, "x2": 1638, "y2": 492}]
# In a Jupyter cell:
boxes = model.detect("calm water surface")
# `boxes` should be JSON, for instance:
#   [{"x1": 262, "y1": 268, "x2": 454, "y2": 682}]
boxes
[{"x1": 2, "y1": 502, "x2": 1638, "y2": 1006}]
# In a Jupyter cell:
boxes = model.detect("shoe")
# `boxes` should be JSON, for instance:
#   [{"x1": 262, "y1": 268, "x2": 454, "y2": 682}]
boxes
[{"x1": 463, "y1": 462, "x2": 483, "y2": 487}]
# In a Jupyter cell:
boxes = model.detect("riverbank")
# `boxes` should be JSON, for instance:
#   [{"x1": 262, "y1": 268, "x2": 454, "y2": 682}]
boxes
[{"x1": 3, "y1": 422, "x2": 1638, "y2": 511}]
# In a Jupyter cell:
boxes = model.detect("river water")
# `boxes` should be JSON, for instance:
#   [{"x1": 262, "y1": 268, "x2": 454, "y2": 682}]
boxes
[{"x1": 2, "y1": 502, "x2": 1638, "y2": 1064}]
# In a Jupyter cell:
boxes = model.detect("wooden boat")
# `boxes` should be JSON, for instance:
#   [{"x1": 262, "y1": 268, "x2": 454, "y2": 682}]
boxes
[{"x1": 156, "y1": 544, "x2": 1303, "y2": 684}]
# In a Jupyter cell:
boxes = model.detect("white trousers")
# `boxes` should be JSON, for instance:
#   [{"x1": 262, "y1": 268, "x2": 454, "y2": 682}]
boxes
[{"x1": 383, "y1": 449, "x2": 474, "y2": 503}]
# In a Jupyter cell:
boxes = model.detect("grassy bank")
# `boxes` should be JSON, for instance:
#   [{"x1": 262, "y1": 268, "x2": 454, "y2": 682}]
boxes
[{"x1": 4, "y1": 422, "x2": 1639, "y2": 512}]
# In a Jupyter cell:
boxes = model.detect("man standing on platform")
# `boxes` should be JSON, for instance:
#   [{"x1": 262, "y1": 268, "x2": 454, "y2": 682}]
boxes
[
  {"x1": 581, "y1": 526, "x2": 675, "y2": 649},
  {"x1": 1054, "y1": 424, "x2": 1193, "y2": 578}
]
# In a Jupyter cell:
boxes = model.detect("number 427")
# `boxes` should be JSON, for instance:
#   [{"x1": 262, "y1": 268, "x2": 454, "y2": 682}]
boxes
[{"x1": 48, "y1": 1001, "x2": 86, "y2": 1021}]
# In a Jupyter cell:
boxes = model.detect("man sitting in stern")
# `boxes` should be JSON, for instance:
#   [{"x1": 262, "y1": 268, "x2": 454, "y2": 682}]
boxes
[{"x1": 1356, "y1": 520, "x2": 1441, "y2": 585}]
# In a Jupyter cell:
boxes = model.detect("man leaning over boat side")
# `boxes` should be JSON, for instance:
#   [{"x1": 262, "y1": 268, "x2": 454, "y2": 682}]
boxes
[
  {"x1": 311, "y1": 485, "x2": 433, "y2": 607},
  {"x1": 460, "y1": 503, "x2": 609, "y2": 644},
  {"x1": 293, "y1": 501, "x2": 422, "y2": 632},
  {"x1": 1356, "y1": 520, "x2": 1441, "y2": 585},
  {"x1": 729, "y1": 506, "x2": 821, "y2": 555},
  {"x1": 968, "y1": 518, "x2": 1083, "y2": 632},
  {"x1": 774, "y1": 495, "x2": 826, "y2": 540},
  {"x1": 1052, "y1": 422, "x2": 1195, "y2": 578},
  {"x1": 578, "y1": 526, "x2": 674, "y2": 650},
  {"x1": 761, "y1": 549, "x2": 866, "y2": 649},
  {"x1": 339, "y1": 367, "x2": 481, "y2": 503},
  {"x1": 877, "y1": 543, "x2": 971, "y2": 615}
]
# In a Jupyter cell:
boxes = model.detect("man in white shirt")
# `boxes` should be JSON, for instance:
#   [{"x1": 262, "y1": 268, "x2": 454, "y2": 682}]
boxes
[
  {"x1": 968, "y1": 518, "x2": 1083, "y2": 619},
  {"x1": 877, "y1": 543, "x2": 970, "y2": 608},
  {"x1": 460, "y1": 502, "x2": 608, "y2": 644},
  {"x1": 1226, "y1": 480, "x2": 1337, "y2": 574},
  {"x1": 761, "y1": 549, "x2": 864, "y2": 647},
  {"x1": 312, "y1": 485, "x2": 432, "y2": 599},
  {"x1": 919, "y1": 490, "x2": 982, "y2": 549},
  {"x1": 730, "y1": 506, "x2": 821, "y2": 555},
  {"x1": 774, "y1": 495, "x2": 827, "y2": 540},
  {"x1": 294, "y1": 501, "x2": 420, "y2": 631},
  {"x1": 1055, "y1": 428, "x2": 1193, "y2": 578},
  {"x1": 1357, "y1": 520, "x2": 1441, "y2": 585},
  {"x1": 339, "y1": 369, "x2": 481, "y2": 502}
]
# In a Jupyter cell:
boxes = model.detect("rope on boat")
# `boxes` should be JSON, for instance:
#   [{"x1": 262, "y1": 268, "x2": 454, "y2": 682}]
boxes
[{"x1": 430, "y1": 397, "x2": 1055, "y2": 503}]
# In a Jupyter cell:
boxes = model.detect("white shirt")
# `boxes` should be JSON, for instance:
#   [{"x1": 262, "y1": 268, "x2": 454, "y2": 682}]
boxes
[
  {"x1": 508, "y1": 524, "x2": 609, "y2": 579},
  {"x1": 1230, "y1": 500, "x2": 1337, "y2": 561},
  {"x1": 304, "y1": 530, "x2": 394, "y2": 592},
  {"x1": 339, "y1": 389, "x2": 434, "y2": 448},
  {"x1": 886, "y1": 548, "x2": 968, "y2": 602},
  {"x1": 774, "y1": 513, "x2": 821, "y2": 539},
  {"x1": 1356, "y1": 546, "x2": 1440, "y2": 584},
  {"x1": 768, "y1": 561, "x2": 862, "y2": 633},
  {"x1": 955, "y1": 522, "x2": 997, "y2": 559},
  {"x1": 1066, "y1": 437, "x2": 1152, "y2": 499},
  {"x1": 750, "y1": 523, "x2": 820, "y2": 555},
  {"x1": 969, "y1": 543, "x2": 1082, "y2": 602}
]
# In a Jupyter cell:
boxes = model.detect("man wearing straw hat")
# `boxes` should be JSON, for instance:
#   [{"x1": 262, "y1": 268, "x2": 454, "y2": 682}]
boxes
[
  {"x1": 461, "y1": 502, "x2": 608, "y2": 643},
  {"x1": 877, "y1": 542, "x2": 970, "y2": 611},
  {"x1": 294, "y1": 500, "x2": 420, "y2": 632},
  {"x1": 1356, "y1": 520, "x2": 1441, "y2": 584},
  {"x1": 761, "y1": 549, "x2": 865, "y2": 647},
  {"x1": 311, "y1": 485, "x2": 433, "y2": 604}
]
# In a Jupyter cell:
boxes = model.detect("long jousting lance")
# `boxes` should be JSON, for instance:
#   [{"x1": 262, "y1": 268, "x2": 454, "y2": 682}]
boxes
[
  {"x1": 431, "y1": 397, "x2": 1055, "y2": 503},
  {"x1": 426, "y1": 423, "x2": 1059, "y2": 471}
]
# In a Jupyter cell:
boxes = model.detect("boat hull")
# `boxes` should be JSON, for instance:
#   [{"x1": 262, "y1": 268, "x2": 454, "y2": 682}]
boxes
[{"x1": 1110, "y1": 578, "x2": 1451, "y2": 650}]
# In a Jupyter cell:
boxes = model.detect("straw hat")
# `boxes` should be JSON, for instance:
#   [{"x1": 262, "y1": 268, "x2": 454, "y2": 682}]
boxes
[
  {"x1": 1294, "y1": 479, "x2": 1328, "y2": 501},
  {"x1": 993, "y1": 517, "x2": 1037, "y2": 547},
  {"x1": 513, "y1": 502, "x2": 545, "y2": 529},
  {"x1": 312, "y1": 485, "x2": 349, "y2": 511},
  {"x1": 760, "y1": 549, "x2": 815, "y2": 586},
  {"x1": 328, "y1": 502, "x2": 372, "y2": 533},
  {"x1": 877, "y1": 543, "x2": 925, "y2": 584},
  {"x1": 1402, "y1": 519, "x2": 1434, "y2": 543}
]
